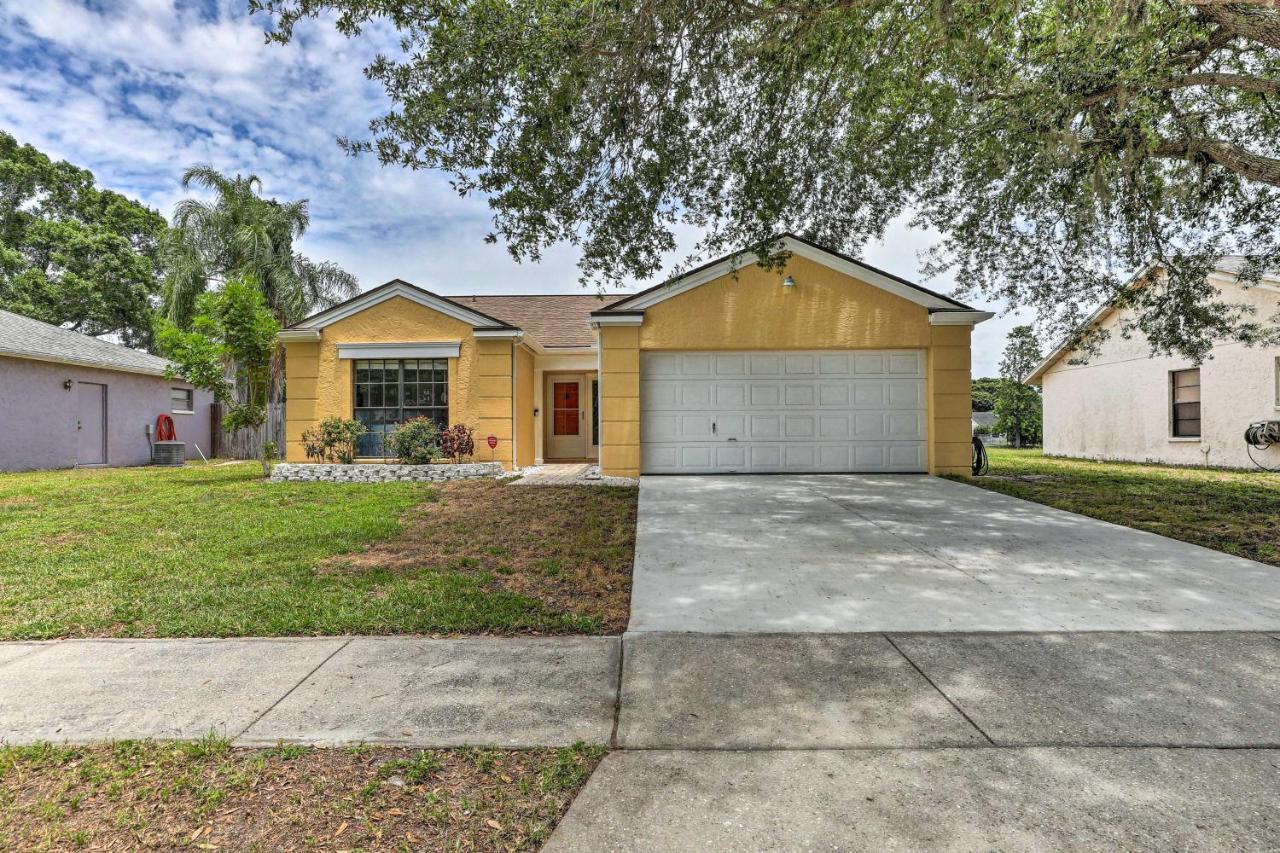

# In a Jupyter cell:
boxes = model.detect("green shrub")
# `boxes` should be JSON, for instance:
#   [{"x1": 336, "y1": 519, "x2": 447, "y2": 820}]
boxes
[
  {"x1": 385, "y1": 417, "x2": 441, "y2": 465},
  {"x1": 300, "y1": 417, "x2": 366, "y2": 464}
]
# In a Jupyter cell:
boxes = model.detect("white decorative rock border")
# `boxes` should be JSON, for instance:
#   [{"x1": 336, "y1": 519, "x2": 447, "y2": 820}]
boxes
[{"x1": 270, "y1": 462, "x2": 505, "y2": 483}]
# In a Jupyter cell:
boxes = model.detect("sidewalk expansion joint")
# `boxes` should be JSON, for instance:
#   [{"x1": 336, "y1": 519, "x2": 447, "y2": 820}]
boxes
[
  {"x1": 882, "y1": 633, "x2": 997, "y2": 746},
  {"x1": 232, "y1": 636, "x2": 353, "y2": 744},
  {"x1": 609, "y1": 637, "x2": 625, "y2": 749}
]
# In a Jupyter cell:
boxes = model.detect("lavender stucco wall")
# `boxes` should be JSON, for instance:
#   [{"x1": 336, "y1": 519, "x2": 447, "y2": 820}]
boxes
[{"x1": 0, "y1": 355, "x2": 214, "y2": 472}]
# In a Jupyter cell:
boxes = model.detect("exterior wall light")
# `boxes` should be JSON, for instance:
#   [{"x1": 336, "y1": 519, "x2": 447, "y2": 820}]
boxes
[
  {"x1": 782, "y1": 275, "x2": 796, "y2": 288},
  {"x1": 63, "y1": 379, "x2": 73, "y2": 391}
]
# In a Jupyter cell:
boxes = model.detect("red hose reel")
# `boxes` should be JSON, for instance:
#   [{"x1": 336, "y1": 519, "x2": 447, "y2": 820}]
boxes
[{"x1": 155, "y1": 413, "x2": 177, "y2": 442}]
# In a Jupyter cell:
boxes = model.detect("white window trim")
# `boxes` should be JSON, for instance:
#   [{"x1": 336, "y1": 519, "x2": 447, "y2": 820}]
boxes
[
  {"x1": 1274, "y1": 356, "x2": 1280, "y2": 409},
  {"x1": 171, "y1": 387, "x2": 194, "y2": 415},
  {"x1": 336, "y1": 341, "x2": 462, "y2": 360},
  {"x1": 1169, "y1": 367, "x2": 1201, "y2": 440}
]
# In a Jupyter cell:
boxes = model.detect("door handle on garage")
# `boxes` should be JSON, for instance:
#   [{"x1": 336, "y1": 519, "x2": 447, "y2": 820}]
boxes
[{"x1": 727, "y1": 437, "x2": 737, "y2": 442}]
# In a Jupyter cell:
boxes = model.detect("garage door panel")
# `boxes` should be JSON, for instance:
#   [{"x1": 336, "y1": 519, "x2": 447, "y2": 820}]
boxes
[
  {"x1": 640, "y1": 350, "x2": 927, "y2": 474},
  {"x1": 715, "y1": 383, "x2": 746, "y2": 406},
  {"x1": 888, "y1": 352, "x2": 924, "y2": 375},
  {"x1": 818, "y1": 416, "x2": 850, "y2": 438},
  {"x1": 744, "y1": 354, "x2": 777, "y2": 375},
  {"x1": 784, "y1": 354, "x2": 816, "y2": 374},
  {"x1": 750, "y1": 385, "x2": 781, "y2": 406},
  {"x1": 819, "y1": 354, "x2": 850, "y2": 374},
  {"x1": 783, "y1": 384, "x2": 815, "y2": 406}
]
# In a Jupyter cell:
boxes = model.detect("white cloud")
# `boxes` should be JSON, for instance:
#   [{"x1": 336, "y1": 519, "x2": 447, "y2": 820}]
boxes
[{"x1": 0, "y1": 0, "x2": 1019, "y2": 369}]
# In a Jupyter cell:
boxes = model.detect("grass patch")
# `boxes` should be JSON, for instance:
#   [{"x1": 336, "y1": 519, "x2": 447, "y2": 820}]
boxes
[
  {"x1": 0, "y1": 739, "x2": 605, "y2": 851},
  {"x1": 326, "y1": 480, "x2": 638, "y2": 633},
  {"x1": 0, "y1": 463, "x2": 635, "y2": 639},
  {"x1": 964, "y1": 449, "x2": 1280, "y2": 565}
]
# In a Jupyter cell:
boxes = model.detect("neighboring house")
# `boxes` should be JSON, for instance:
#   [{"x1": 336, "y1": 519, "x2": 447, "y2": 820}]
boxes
[
  {"x1": 1027, "y1": 258, "x2": 1280, "y2": 469},
  {"x1": 0, "y1": 309, "x2": 212, "y2": 472},
  {"x1": 971, "y1": 410, "x2": 1005, "y2": 442},
  {"x1": 280, "y1": 234, "x2": 992, "y2": 476}
]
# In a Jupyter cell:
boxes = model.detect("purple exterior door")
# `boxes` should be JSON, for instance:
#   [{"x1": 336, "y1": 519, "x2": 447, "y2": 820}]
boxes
[{"x1": 76, "y1": 382, "x2": 107, "y2": 465}]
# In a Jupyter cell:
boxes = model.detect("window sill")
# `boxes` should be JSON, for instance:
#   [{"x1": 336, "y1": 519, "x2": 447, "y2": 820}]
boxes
[
  {"x1": 171, "y1": 410, "x2": 194, "y2": 416},
  {"x1": 1168, "y1": 437, "x2": 1201, "y2": 443}
]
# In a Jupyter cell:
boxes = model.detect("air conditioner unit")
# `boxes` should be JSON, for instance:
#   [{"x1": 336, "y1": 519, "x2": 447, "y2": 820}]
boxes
[{"x1": 151, "y1": 440, "x2": 186, "y2": 466}]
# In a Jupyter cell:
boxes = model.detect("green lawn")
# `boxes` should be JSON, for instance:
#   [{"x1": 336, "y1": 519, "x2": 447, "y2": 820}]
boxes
[
  {"x1": 0, "y1": 737, "x2": 604, "y2": 851},
  {"x1": 0, "y1": 463, "x2": 625, "y2": 639},
  {"x1": 968, "y1": 448, "x2": 1280, "y2": 566}
]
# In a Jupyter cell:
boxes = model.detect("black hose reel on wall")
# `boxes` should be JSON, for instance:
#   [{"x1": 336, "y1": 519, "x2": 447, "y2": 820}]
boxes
[{"x1": 1244, "y1": 420, "x2": 1280, "y2": 472}]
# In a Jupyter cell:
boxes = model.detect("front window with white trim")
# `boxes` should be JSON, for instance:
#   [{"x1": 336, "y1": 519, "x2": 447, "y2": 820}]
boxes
[{"x1": 353, "y1": 359, "x2": 448, "y2": 456}]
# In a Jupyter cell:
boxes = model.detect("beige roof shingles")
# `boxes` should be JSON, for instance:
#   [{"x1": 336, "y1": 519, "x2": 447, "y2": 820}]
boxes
[{"x1": 448, "y1": 294, "x2": 629, "y2": 347}]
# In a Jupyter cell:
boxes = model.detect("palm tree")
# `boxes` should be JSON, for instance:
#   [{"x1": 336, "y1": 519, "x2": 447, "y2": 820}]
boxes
[
  {"x1": 163, "y1": 166, "x2": 358, "y2": 327},
  {"x1": 163, "y1": 166, "x2": 359, "y2": 459}
]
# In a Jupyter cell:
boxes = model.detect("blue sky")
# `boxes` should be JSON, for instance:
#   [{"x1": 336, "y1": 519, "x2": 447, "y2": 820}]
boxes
[{"x1": 0, "y1": 0, "x2": 1025, "y2": 374}]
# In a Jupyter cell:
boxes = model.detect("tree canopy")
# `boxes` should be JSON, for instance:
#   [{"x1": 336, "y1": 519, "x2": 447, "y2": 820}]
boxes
[
  {"x1": 995, "y1": 325, "x2": 1044, "y2": 447},
  {"x1": 158, "y1": 276, "x2": 281, "y2": 473},
  {"x1": 0, "y1": 131, "x2": 167, "y2": 348},
  {"x1": 164, "y1": 166, "x2": 358, "y2": 327},
  {"x1": 255, "y1": 0, "x2": 1280, "y2": 361}
]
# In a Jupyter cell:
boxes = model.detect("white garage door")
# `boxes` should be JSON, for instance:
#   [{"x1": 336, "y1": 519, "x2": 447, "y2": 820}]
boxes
[{"x1": 640, "y1": 350, "x2": 927, "y2": 474}]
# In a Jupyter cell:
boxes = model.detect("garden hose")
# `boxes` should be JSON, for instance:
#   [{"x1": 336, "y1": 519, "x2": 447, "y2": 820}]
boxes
[
  {"x1": 1244, "y1": 421, "x2": 1280, "y2": 473},
  {"x1": 971, "y1": 435, "x2": 990, "y2": 476}
]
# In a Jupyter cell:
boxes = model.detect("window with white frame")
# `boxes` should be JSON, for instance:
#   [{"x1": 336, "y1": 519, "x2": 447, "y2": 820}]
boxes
[
  {"x1": 353, "y1": 358, "x2": 449, "y2": 456},
  {"x1": 1170, "y1": 368, "x2": 1201, "y2": 438},
  {"x1": 171, "y1": 387, "x2": 194, "y2": 414}
]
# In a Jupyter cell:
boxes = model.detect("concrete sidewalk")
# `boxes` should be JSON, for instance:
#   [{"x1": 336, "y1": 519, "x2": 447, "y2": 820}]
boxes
[
  {"x1": 5, "y1": 631, "x2": 1280, "y2": 850},
  {"x1": 0, "y1": 636, "x2": 619, "y2": 747}
]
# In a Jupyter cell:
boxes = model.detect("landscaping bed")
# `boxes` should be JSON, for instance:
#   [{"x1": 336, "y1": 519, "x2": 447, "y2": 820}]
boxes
[
  {"x1": 271, "y1": 461, "x2": 505, "y2": 483},
  {"x1": 0, "y1": 737, "x2": 603, "y2": 851},
  {"x1": 0, "y1": 463, "x2": 637, "y2": 639},
  {"x1": 966, "y1": 448, "x2": 1280, "y2": 566}
]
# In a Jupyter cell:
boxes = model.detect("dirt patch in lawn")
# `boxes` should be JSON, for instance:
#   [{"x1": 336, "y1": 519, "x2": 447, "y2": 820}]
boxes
[
  {"x1": 325, "y1": 480, "x2": 638, "y2": 633},
  {"x1": 0, "y1": 738, "x2": 605, "y2": 851}
]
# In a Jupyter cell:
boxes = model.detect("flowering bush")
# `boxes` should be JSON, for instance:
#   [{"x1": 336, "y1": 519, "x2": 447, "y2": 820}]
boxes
[
  {"x1": 300, "y1": 416, "x2": 366, "y2": 464},
  {"x1": 438, "y1": 424, "x2": 475, "y2": 463},
  {"x1": 385, "y1": 417, "x2": 441, "y2": 465}
]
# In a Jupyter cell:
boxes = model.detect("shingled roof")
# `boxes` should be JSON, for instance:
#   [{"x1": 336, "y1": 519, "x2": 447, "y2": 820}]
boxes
[
  {"x1": 448, "y1": 294, "x2": 630, "y2": 347},
  {"x1": 0, "y1": 309, "x2": 171, "y2": 376}
]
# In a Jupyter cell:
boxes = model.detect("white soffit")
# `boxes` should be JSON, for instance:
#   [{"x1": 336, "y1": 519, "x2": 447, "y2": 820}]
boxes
[
  {"x1": 336, "y1": 341, "x2": 462, "y2": 359},
  {"x1": 929, "y1": 311, "x2": 995, "y2": 325}
]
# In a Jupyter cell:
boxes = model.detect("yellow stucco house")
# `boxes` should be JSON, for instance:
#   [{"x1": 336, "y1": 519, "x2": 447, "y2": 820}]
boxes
[{"x1": 279, "y1": 235, "x2": 991, "y2": 477}]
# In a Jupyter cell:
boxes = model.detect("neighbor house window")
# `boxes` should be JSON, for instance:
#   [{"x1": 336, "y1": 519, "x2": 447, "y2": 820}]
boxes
[
  {"x1": 1171, "y1": 368, "x2": 1201, "y2": 438},
  {"x1": 171, "y1": 387, "x2": 194, "y2": 414},
  {"x1": 353, "y1": 358, "x2": 448, "y2": 456}
]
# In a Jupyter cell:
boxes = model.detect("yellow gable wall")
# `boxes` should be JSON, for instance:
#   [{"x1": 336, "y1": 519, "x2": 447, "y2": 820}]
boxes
[
  {"x1": 638, "y1": 255, "x2": 931, "y2": 350},
  {"x1": 283, "y1": 295, "x2": 516, "y2": 468},
  {"x1": 596, "y1": 256, "x2": 974, "y2": 477}
]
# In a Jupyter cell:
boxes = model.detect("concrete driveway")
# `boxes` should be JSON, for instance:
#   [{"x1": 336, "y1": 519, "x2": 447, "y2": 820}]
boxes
[{"x1": 628, "y1": 474, "x2": 1280, "y2": 632}]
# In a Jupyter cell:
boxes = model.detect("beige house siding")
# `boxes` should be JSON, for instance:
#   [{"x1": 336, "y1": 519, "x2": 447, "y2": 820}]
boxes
[
  {"x1": 1041, "y1": 280, "x2": 1280, "y2": 469},
  {"x1": 596, "y1": 255, "x2": 976, "y2": 477}
]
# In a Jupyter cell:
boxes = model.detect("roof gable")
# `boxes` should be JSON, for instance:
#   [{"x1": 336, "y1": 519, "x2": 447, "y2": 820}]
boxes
[
  {"x1": 599, "y1": 233, "x2": 976, "y2": 314},
  {"x1": 289, "y1": 279, "x2": 516, "y2": 331},
  {"x1": 1025, "y1": 258, "x2": 1280, "y2": 384}
]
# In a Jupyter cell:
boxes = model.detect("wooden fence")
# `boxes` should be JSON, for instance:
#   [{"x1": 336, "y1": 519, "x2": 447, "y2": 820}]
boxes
[{"x1": 210, "y1": 401, "x2": 285, "y2": 460}]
